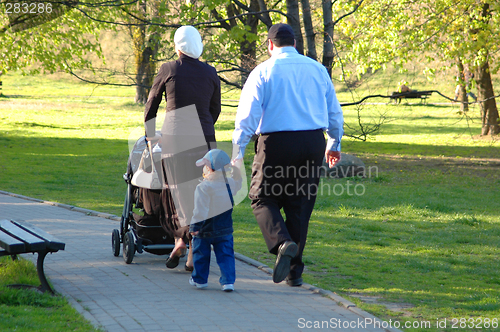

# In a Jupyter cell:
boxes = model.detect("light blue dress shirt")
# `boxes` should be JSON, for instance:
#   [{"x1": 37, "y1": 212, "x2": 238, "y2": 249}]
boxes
[{"x1": 232, "y1": 46, "x2": 344, "y2": 159}]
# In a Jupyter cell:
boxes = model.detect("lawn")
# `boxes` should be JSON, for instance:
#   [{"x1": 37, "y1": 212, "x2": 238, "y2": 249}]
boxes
[
  {"x1": 1, "y1": 72, "x2": 499, "y2": 331},
  {"x1": 0, "y1": 256, "x2": 100, "y2": 332}
]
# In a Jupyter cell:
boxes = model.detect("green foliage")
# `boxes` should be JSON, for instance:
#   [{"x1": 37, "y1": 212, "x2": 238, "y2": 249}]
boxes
[
  {"x1": 0, "y1": 5, "x2": 105, "y2": 74},
  {"x1": 198, "y1": 0, "x2": 273, "y2": 77},
  {"x1": 1, "y1": 0, "x2": 277, "y2": 87},
  {"x1": 334, "y1": 0, "x2": 500, "y2": 79}
]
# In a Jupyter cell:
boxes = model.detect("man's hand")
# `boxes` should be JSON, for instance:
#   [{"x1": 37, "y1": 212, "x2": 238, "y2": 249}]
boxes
[{"x1": 325, "y1": 150, "x2": 341, "y2": 168}]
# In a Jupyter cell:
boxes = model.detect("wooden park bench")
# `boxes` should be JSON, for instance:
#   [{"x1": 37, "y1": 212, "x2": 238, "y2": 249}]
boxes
[
  {"x1": 390, "y1": 90, "x2": 432, "y2": 104},
  {"x1": 0, "y1": 219, "x2": 65, "y2": 294}
]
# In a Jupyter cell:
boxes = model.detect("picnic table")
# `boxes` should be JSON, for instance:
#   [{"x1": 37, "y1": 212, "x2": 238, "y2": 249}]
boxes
[
  {"x1": 0, "y1": 219, "x2": 65, "y2": 294},
  {"x1": 390, "y1": 90, "x2": 433, "y2": 104}
]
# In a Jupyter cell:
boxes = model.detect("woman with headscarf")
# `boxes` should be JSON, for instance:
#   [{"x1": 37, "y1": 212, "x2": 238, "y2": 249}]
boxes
[{"x1": 143, "y1": 25, "x2": 221, "y2": 271}]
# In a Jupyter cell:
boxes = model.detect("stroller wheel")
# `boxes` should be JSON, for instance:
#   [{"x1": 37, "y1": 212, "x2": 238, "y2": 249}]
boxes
[
  {"x1": 123, "y1": 231, "x2": 135, "y2": 264},
  {"x1": 112, "y1": 229, "x2": 120, "y2": 257}
]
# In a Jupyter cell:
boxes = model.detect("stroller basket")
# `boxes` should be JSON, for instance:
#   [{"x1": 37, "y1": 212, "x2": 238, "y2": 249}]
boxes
[{"x1": 131, "y1": 212, "x2": 174, "y2": 255}]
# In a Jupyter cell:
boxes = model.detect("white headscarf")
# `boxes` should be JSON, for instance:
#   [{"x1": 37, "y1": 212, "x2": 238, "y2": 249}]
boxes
[{"x1": 174, "y1": 26, "x2": 203, "y2": 59}]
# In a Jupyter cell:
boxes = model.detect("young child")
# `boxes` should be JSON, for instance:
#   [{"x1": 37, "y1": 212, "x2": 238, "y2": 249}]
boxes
[{"x1": 189, "y1": 149, "x2": 242, "y2": 292}]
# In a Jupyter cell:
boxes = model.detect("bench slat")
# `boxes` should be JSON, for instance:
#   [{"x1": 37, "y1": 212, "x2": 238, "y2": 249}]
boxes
[
  {"x1": 0, "y1": 231, "x2": 26, "y2": 254},
  {"x1": 0, "y1": 220, "x2": 46, "y2": 252},
  {"x1": 12, "y1": 220, "x2": 65, "y2": 251}
]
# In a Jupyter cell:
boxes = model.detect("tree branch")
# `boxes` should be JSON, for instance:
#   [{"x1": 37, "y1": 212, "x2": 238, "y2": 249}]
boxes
[
  {"x1": 211, "y1": 9, "x2": 232, "y2": 30},
  {"x1": 54, "y1": 0, "x2": 139, "y2": 8},
  {"x1": 231, "y1": 0, "x2": 274, "y2": 27},
  {"x1": 218, "y1": 76, "x2": 243, "y2": 89},
  {"x1": 194, "y1": 9, "x2": 289, "y2": 28},
  {"x1": 257, "y1": 0, "x2": 273, "y2": 29},
  {"x1": 67, "y1": 4, "x2": 287, "y2": 29},
  {"x1": 208, "y1": 60, "x2": 250, "y2": 73},
  {"x1": 332, "y1": 0, "x2": 364, "y2": 27},
  {"x1": 221, "y1": 103, "x2": 238, "y2": 108}
]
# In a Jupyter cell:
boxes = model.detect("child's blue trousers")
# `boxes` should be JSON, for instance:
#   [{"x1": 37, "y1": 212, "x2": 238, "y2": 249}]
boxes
[{"x1": 191, "y1": 234, "x2": 236, "y2": 285}]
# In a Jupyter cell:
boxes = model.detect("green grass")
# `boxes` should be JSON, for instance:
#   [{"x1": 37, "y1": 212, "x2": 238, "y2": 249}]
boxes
[
  {"x1": 0, "y1": 257, "x2": 100, "y2": 332},
  {"x1": 1, "y1": 72, "x2": 500, "y2": 331}
]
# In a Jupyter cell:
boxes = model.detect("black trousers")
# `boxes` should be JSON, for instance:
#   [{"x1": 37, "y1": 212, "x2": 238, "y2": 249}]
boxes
[{"x1": 250, "y1": 129, "x2": 326, "y2": 280}]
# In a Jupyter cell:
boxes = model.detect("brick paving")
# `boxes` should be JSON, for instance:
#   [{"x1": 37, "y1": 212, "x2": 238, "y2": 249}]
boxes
[{"x1": 0, "y1": 191, "x2": 401, "y2": 332}]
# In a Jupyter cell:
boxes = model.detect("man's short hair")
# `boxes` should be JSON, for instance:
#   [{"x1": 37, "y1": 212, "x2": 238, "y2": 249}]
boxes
[
  {"x1": 268, "y1": 23, "x2": 295, "y2": 47},
  {"x1": 270, "y1": 37, "x2": 295, "y2": 47}
]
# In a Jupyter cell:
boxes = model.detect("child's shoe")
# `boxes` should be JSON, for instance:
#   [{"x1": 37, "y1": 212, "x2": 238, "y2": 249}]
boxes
[
  {"x1": 221, "y1": 284, "x2": 234, "y2": 292},
  {"x1": 189, "y1": 277, "x2": 208, "y2": 289}
]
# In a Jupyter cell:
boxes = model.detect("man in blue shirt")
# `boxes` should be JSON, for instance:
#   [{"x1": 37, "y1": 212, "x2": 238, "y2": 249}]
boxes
[{"x1": 232, "y1": 23, "x2": 344, "y2": 287}]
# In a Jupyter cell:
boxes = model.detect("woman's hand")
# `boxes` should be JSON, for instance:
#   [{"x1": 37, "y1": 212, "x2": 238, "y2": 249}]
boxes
[{"x1": 146, "y1": 134, "x2": 161, "y2": 142}]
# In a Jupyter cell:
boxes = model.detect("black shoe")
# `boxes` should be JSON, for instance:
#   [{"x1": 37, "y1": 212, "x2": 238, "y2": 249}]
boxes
[
  {"x1": 272, "y1": 241, "x2": 298, "y2": 283},
  {"x1": 165, "y1": 254, "x2": 180, "y2": 269},
  {"x1": 286, "y1": 277, "x2": 303, "y2": 287}
]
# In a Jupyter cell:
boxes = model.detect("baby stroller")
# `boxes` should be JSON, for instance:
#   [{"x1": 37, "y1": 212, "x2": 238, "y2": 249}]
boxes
[{"x1": 112, "y1": 135, "x2": 175, "y2": 264}]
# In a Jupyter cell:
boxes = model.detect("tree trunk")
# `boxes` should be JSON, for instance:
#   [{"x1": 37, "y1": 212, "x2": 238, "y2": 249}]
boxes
[
  {"x1": 239, "y1": 0, "x2": 259, "y2": 84},
  {"x1": 456, "y1": 60, "x2": 469, "y2": 113},
  {"x1": 469, "y1": 3, "x2": 499, "y2": 135},
  {"x1": 286, "y1": 0, "x2": 304, "y2": 55},
  {"x1": 475, "y1": 59, "x2": 500, "y2": 135},
  {"x1": 301, "y1": 0, "x2": 317, "y2": 60},
  {"x1": 132, "y1": 0, "x2": 148, "y2": 104},
  {"x1": 322, "y1": 0, "x2": 334, "y2": 77},
  {"x1": 135, "y1": 46, "x2": 156, "y2": 105},
  {"x1": 132, "y1": 0, "x2": 160, "y2": 105},
  {"x1": 240, "y1": 40, "x2": 257, "y2": 85},
  {"x1": 257, "y1": 0, "x2": 273, "y2": 29}
]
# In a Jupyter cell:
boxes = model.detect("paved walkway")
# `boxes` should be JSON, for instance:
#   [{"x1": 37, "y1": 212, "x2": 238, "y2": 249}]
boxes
[{"x1": 0, "y1": 191, "x2": 401, "y2": 332}]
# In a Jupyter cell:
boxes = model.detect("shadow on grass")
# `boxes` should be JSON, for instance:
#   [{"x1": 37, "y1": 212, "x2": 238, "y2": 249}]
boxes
[
  {"x1": 363, "y1": 122, "x2": 477, "y2": 136},
  {"x1": 0, "y1": 94, "x2": 33, "y2": 99},
  {"x1": 411, "y1": 103, "x2": 454, "y2": 109},
  {"x1": 0, "y1": 133, "x2": 130, "y2": 215},
  {"x1": 295, "y1": 154, "x2": 500, "y2": 319},
  {"x1": 4, "y1": 129, "x2": 496, "y2": 322},
  {"x1": 304, "y1": 213, "x2": 500, "y2": 315},
  {"x1": 342, "y1": 140, "x2": 500, "y2": 159},
  {"x1": 232, "y1": 168, "x2": 500, "y2": 317},
  {"x1": 12, "y1": 121, "x2": 120, "y2": 130}
]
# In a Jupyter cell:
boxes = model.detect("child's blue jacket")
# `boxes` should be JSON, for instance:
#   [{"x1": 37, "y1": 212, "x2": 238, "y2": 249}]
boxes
[{"x1": 189, "y1": 172, "x2": 241, "y2": 238}]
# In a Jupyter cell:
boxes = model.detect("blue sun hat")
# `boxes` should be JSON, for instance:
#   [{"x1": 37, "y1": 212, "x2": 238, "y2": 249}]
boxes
[{"x1": 195, "y1": 149, "x2": 231, "y2": 171}]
